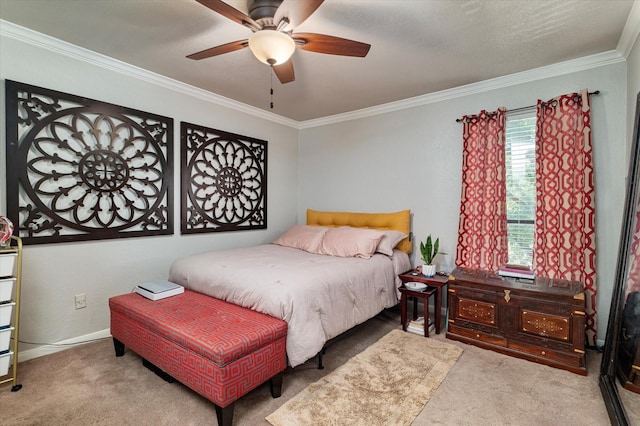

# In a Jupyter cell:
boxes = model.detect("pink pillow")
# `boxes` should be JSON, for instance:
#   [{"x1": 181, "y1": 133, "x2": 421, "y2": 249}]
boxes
[
  {"x1": 376, "y1": 230, "x2": 408, "y2": 256},
  {"x1": 320, "y1": 227, "x2": 384, "y2": 259},
  {"x1": 272, "y1": 225, "x2": 328, "y2": 253}
]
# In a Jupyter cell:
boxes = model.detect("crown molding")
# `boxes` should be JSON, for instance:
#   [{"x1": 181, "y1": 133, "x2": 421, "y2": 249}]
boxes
[
  {"x1": 298, "y1": 50, "x2": 626, "y2": 129},
  {"x1": 0, "y1": 20, "x2": 299, "y2": 129},
  {"x1": 617, "y1": 0, "x2": 640, "y2": 59}
]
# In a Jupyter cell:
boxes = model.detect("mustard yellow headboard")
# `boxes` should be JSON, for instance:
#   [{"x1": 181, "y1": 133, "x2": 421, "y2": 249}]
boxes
[{"x1": 306, "y1": 209, "x2": 412, "y2": 254}]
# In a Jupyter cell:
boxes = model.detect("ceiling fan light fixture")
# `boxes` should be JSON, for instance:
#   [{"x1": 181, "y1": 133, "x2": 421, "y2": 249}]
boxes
[{"x1": 248, "y1": 30, "x2": 295, "y2": 66}]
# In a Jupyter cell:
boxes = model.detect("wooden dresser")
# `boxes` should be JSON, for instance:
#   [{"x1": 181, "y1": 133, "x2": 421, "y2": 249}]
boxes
[{"x1": 446, "y1": 267, "x2": 587, "y2": 375}]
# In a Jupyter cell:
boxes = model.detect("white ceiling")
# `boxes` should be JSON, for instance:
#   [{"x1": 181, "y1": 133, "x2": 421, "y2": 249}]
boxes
[{"x1": 0, "y1": 0, "x2": 636, "y2": 122}]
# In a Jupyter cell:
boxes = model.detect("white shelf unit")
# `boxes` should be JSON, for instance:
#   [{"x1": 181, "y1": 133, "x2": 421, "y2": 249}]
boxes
[{"x1": 0, "y1": 236, "x2": 22, "y2": 392}]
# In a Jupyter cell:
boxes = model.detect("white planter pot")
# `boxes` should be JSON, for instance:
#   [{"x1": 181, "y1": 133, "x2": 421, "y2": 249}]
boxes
[
  {"x1": 422, "y1": 264, "x2": 436, "y2": 277},
  {"x1": 0, "y1": 278, "x2": 15, "y2": 303}
]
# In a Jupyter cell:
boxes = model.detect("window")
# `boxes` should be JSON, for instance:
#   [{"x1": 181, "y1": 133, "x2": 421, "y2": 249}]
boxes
[{"x1": 505, "y1": 110, "x2": 536, "y2": 267}]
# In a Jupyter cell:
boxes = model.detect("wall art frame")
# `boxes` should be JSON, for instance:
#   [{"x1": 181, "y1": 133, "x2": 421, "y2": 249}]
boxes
[
  {"x1": 181, "y1": 121, "x2": 267, "y2": 234},
  {"x1": 5, "y1": 80, "x2": 174, "y2": 245}
]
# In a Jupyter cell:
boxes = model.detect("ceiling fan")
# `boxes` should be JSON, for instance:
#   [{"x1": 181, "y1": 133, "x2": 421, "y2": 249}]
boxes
[{"x1": 187, "y1": 0, "x2": 371, "y2": 84}]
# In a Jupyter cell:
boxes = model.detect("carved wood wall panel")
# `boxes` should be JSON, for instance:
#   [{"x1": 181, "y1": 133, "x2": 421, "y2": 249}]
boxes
[
  {"x1": 181, "y1": 122, "x2": 267, "y2": 234},
  {"x1": 5, "y1": 80, "x2": 174, "y2": 244}
]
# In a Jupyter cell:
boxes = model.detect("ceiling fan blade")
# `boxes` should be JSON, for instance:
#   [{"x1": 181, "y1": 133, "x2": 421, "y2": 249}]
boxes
[
  {"x1": 273, "y1": 60, "x2": 295, "y2": 84},
  {"x1": 292, "y1": 33, "x2": 370, "y2": 57},
  {"x1": 274, "y1": 0, "x2": 324, "y2": 30},
  {"x1": 187, "y1": 39, "x2": 248, "y2": 60},
  {"x1": 196, "y1": 0, "x2": 260, "y2": 30}
]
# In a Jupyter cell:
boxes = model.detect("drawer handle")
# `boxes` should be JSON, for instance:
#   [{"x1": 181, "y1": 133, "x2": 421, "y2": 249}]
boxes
[
  {"x1": 541, "y1": 351, "x2": 546, "y2": 356},
  {"x1": 504, "y1": 289, "x2": 511, "y2": 303}
]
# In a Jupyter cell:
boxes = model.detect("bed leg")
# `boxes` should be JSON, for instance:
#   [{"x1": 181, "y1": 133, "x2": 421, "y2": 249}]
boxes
[
  {"x1": 215, "y1": 403, "x2": 234, "y2": 426},
  {"x1": 317, "y1": 347, "x2": 326, "y2": 370},
  {"x1": 113, "y1": 337, "x2": 125, "y2": 357},
  {"x1": 269, "y1": 372, "x2": 284, "y2": 398}
]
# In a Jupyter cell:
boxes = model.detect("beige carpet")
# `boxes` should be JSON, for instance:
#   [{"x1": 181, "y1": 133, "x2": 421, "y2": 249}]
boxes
[
  {"x1": 0, "y1": 307, "x2": 635, "y2": 425},
  {"x1": 266, "y1": 329, "x2": 463, "y2": 426}
]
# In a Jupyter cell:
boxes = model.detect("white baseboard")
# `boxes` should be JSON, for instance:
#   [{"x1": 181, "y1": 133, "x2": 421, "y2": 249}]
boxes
[{"x1": 18, "y1": 328, "x2": 112, "y2": 362}]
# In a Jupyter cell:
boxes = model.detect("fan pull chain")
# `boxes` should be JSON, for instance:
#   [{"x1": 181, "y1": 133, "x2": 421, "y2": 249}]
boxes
[{"x1": 270, "y1": 70, "x2": 274, "y2": 109}]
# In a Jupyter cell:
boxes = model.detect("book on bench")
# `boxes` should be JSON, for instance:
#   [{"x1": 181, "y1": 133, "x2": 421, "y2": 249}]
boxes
[{"x1": 135, "y1": 280, "x2": 184, "y2": 301}]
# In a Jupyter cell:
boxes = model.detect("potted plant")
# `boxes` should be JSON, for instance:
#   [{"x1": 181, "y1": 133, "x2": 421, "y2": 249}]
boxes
[{"x1": 420, "y1": 234, "x2": 445, "y2": 277}]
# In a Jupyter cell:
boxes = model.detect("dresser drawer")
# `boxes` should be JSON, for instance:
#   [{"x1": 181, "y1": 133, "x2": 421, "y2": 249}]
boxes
[
  {"x1": 508, "y1": 340, "x2": 584, "y2": 368},
  {"x1": 456, "y1": 297, "x2": 497, "y2": 326},
  {"x1": 448, "y1": 323, "x2": 507, "y2": 347},
  {"x1": 519, "y1": 309, "x2": 571, "y2": 341}
]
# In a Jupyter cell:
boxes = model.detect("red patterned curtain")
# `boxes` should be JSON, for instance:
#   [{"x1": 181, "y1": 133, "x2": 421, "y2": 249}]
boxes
[
  {"x1": 456, "y1": 109, "x2": 508, "y2": 270},
  {"x1": 533, "y1": 89, "x2": 597, "y2": 345}
]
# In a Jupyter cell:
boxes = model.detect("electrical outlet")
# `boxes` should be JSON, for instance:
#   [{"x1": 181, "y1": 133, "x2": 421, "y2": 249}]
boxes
[{"x1": 74, "y1": 293, "x2": 87, "y2": 310}]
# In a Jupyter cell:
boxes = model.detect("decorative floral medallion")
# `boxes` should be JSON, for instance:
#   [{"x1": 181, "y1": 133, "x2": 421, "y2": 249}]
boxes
[
  {"x1": 5, "y1": 80, "x2": 174, "y2": 244},
  {"x1": 181, "y1": 122, "x2": 267, "y2": 233}
]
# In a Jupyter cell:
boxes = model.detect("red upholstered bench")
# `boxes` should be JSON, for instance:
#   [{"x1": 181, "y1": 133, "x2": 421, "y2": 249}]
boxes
[{"x1": 109, "y1": 290, "x2": 287, "y2": 426}]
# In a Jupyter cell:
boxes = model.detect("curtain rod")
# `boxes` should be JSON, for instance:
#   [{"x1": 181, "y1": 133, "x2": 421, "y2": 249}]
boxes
[{"x1": 455, "y1": 90, "x2": 600, "y2": 123}]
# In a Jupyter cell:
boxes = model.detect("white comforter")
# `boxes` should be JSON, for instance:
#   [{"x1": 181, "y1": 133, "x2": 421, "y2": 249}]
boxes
[{"x1": 168, "y1": 244, "x2": 410, "y2": 367}]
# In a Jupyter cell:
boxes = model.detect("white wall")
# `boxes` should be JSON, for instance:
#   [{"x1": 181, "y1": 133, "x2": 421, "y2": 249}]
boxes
[
  {"x1": 299, "y1": 63, "x2": 628, "y2": 343},
  {"x1": 0, "y1": 34, "x2": 299, "y2": 358}
]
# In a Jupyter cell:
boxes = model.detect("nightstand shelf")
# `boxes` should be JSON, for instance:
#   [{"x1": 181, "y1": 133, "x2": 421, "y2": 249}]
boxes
[{"x1": 399, "y1": 283, "x2": 437, "y2": 337}]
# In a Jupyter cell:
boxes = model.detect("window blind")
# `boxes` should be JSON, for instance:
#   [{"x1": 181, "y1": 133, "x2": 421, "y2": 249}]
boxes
[{"x1": 505, "y1": 110, "x2": 536, "y2": 267}]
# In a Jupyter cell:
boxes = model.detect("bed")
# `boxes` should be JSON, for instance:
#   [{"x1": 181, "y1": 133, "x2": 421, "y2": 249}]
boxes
[{"x1": 168, "y1": 209, "x2": 412, "y2": 367}]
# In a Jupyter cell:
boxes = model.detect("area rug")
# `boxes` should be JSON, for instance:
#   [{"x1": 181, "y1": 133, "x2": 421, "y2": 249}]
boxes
[{"x1": 266, "y1": 330, "x2": 463, "y2": 426}]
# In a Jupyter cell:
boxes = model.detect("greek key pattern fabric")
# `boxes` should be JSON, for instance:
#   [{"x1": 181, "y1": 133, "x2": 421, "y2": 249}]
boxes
[
  {"x1": 456, "y1": 108, "x2": 508, "y2": 271},
  {"x1": 533, "y1": 89, "x2": 597, "y2": 345},
  {"x1": 110, "y1": 290, "x2": 286, "y2": 366},
  {"x1": 109, "y1": 291, "x2": 287, "y2": 407}
]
